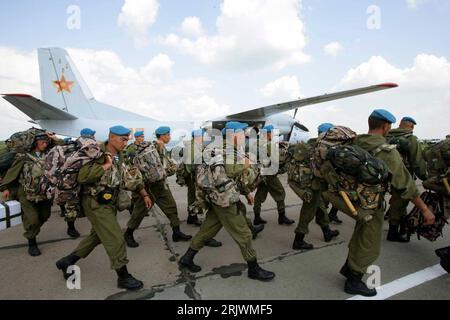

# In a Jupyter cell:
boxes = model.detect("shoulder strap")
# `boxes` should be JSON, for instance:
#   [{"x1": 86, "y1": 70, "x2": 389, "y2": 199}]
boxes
[{"x1": 371, "y1": 143, "x2": 396, "y2": 156}]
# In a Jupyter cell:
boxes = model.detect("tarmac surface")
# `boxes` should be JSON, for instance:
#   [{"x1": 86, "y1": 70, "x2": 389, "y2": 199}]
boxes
[{"x1": 0, "y1": 175, "x2": 449, "y2": 300}]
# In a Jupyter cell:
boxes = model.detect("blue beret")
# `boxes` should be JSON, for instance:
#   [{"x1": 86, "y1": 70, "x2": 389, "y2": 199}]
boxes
[
  {"x1": 80, "y1": 128, "x2": 96, "y2": 137},
  {"x1": 192, "y1": 129, "x2": 205, "y2": 137},
  {"x1": 134, "y1": 131, "x2": 144, "y2": 138},
  {"x1": 318, "y1": 123, "x2": 334, "y2": 134},
  {"x1": 401, "y1": 116, "x2": 417, "y2": 125},
  {"x1": 262, "y1": 125, "x2": 275, "y2": 133},
  {"x1": 224, "y1": 122, "x2": 249, "y2": 133},
  {"x1": 155, "y1": 126, "x2": 171, "y2": 136},
  {"x1": 109, "y1": 125, "x2": 131, "y2": 136},
  {"x1": 370, "y1": 109, "x2": 396, "y2": 124}
]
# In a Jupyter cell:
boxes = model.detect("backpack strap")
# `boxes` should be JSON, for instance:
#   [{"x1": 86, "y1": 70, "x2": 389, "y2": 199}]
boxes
[{"x1": 371, "y1": 143, "x2": 396, "y2": 156}]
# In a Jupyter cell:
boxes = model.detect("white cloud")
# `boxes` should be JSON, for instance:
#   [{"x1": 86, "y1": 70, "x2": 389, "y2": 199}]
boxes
[
  {"x1": 260, "y1": 76, "x2": 302, "y2": 101},
  {"x1": 118, "y1": 0, "x2": 160, "y2": 47},
  {"x1": 300, "y1": 54, "x2": 450, "y2": 139},
  {"x1": 161, "y1": 0, "x2": 310, "y2": 70},
  {"x1": 181, "y1": 16, "x2": 205, "y2": 37},
  {"x1": 181, "y1": 96, "x2": 231, "y2": 120},
  {"x1": 324, "y1": 42, "x2": 343, "y2": 56},
  {"x1": 140, "y1": 54, "x2": 174, "y2": 82},
  {"x1": 340, "y1": 54, "x2": 450, "y2": 89}
]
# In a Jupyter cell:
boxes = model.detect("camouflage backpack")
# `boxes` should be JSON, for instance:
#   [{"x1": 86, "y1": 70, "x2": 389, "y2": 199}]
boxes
[
  {"x1": 323, "y1": 144, "x2": 391, "y2": 211},
  {"x1": 6, "y1": 128, "x2": 47, "y2": 153},
  {"x1": 195, "y1": 147, "x2": 240, "y2": 208},
  {"x1": 423, "y1": 137, "x2": 450, "y2": 194},
  {"x1": 133, "y1": 142, "x2": 167, "y2": 183},
  {"x1": 424, "y1": 137, "x2": 450, "y2": 176},
  {"x1": 20, "y1": 153, "x2": 49, "y2": 202},
  {"x1": 287, "y1": 142, "x2": 314, "y2": 189},
  {"x1": 277, "y1": 141, "x2": 291, "y2": 174},
  {"x1": 0, "y1": 146, "x2": 16, "y2": 178},
  {"x1": 44, "y1": 137, "x2": 103, "y2": 207},
  {"x1": 387, "y1": 132, "x2": 413, "y2": 165},
  {"x1": 406, "y1": 191, "x2": 448, "y2": 241},
  {"x1": 312, "y1": 126, "x2": 357, "y2": 179}
]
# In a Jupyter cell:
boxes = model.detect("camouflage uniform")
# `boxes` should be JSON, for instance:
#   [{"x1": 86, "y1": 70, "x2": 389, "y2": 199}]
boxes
[
  {"x1": 289, "y1": 139, "x2": 331, "y2": 235},
  {"x1": 72, "y1": 143, "x2": 144, "y2": 270},
  {"x1": 386, "y1": 128, "x2": 428, "y2": 227},
  {"x1": 328, "y1": 134, "x2": 420, "y2": 276},
  {"x1": 189, "y1": 143, "x2": 257, "y2": 261},
  {"x1": 0, "y1": 152, "x2": 52, "y2": 240},
  {"x1": 127, "y1": 142, "x2": 180, "y2": 230}
]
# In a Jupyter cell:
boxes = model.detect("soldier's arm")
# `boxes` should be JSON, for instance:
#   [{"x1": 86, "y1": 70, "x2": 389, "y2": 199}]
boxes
[
  {"x1": 382, "y1": 150, "x2": 435, "y2": 224},
  {"x1": 409, "y1": 136, "x2": 428, "y2": 180},
  {"x1": 77, "y1": 158, "x2": 107, "y2": 185},
  {"x1": 0, "y1": 156, "x2": 25, "y2": 191}
]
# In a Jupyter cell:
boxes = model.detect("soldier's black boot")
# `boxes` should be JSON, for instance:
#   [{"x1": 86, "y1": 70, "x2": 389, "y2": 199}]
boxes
[
  {"x1": 179, "y1": 248, "x2": 202, "y2": 272},
  {"x1": 387, "y1": 224, "x2": 409, "y2": 243},
  {"x1": 59, "y1": 205, "x2": 66, "y2": 218},
  {"x1": 28, "y1": 238, "x2": 41, "y2": 256},
  {"x1": 339, "y1": 260, "x2": 351, "y2": 278},
  {"x1": 204, "y1": 239, "x2": 223, "y2": 247},
  {"x1": 56, "y1": 252, "x2": 81, "y2": 279},
  {"x1": 251, "y1": 224, "x2": 265, "y2": 239},
  {"x1": 172, "y1": 226, "x2": 192, "y2": 242},
  {"x1": 247, "y1": 259, "x2": 275, "y2": 281},
  {"x1": 328, "y1": 207, "x2": 343, "y2": 224},
  {"x1": 321, "y1": 225, "x2": 340, "y2": 242},
  {"x1": 278, "y1": 211, "x2": 295, "y2": 225},
  {"x1": 253, "y1": 212, "x2": 267, "y2": 225},
  {"x1": 344, "y1": 271, "x2": 377, "y2": 297},
  {"x1": 116, "y1": 265, "x2": 144, "y2": 290},
  {"x1": 399, "y1": 218, "x2": 410, "y2": 242},
  {"x1": 292, "y1": 233, "x2": 313, "y2": 250},
  {"x1": 124, "y1": 228, "x2": 139, "y2": 248},
  {"x1": 277, "y1": 201, "x2": 294, "y2": 225},
  {"x1": 187, "y1": 214, "x2": 202, "y2": 226},
  {"x1": 67, "y1": 221, "x2": 80, "y2": 239}
]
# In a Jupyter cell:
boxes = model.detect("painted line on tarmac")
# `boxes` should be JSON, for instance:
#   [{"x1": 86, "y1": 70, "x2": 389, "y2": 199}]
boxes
[{"x1": 348, "y1": 264, "x2": 447, "y2": 300}]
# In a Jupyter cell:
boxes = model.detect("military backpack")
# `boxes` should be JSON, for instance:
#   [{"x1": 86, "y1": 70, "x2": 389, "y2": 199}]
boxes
[
  {"x1": 311, "y1": 126, "x2": 357, "y2": 179},
  {"x1": 44, "y1": 137, "x2": 103, "y2": 208},
  {"x1": 20, "y1": 153, "x2": 49, "y2": 202},
  {"x1": 133, "y1": 142, "x2": 167, "y2": 183},
  {"x1": 406, "y1": 191, "x2": 448, "y2": 241}
]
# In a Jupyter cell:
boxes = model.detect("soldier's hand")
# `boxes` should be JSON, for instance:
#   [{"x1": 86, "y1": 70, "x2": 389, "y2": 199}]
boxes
[
  {"x1": 246, "y1": 194, "x2": 255, "y2": 205},
  {"x1": 143, "y1": 195, "x2": 153, "y2": 209},
  {"x1": 422, "y1": 208, "x2": 435, "y2": 226},
  {"x1": 45, "y1": 131, "x2": 57, "y2": 140},
  {"x1": 2, "y1": 190, "x2": 10, "y2": 201},
  {"x1": 102, "y1": 154, "x2": 113, "y2": 171},
  {"x1": 155, "y1": 140, "x2": 164, "y2": 150}
]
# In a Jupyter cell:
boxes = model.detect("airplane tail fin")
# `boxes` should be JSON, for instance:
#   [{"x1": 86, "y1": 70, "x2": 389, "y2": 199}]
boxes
[{"x1": 38, "y1": 47, "x2": 96, "y2": 119}]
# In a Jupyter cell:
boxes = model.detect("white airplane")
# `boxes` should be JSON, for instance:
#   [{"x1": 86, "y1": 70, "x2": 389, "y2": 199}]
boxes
[{"x1": 2, "y1": 48, "x2": 398, "y2": 147}]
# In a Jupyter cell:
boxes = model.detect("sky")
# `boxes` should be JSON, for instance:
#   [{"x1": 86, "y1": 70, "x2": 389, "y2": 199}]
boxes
[{"x1": 0, "y1": 0, "x2": 449, "y2": 139}]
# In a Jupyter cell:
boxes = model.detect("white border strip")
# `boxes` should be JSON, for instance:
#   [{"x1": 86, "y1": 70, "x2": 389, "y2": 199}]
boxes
[{"x1": 348, "y1": 264, "x2": 448, "y2": 300}]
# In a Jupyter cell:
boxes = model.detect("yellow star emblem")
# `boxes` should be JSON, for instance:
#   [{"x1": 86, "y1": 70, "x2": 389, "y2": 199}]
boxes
[{"x1": 52, "y1": 74, "x2": 75, "y2": 93}]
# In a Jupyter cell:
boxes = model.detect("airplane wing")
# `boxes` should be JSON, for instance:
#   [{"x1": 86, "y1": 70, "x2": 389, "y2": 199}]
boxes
[
  {"x1": 225, "y1": 83, "x2": 398, "y2": 120},
  {"x1": 2, "y1": 94, "x2": 78, "y2": 121}
]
